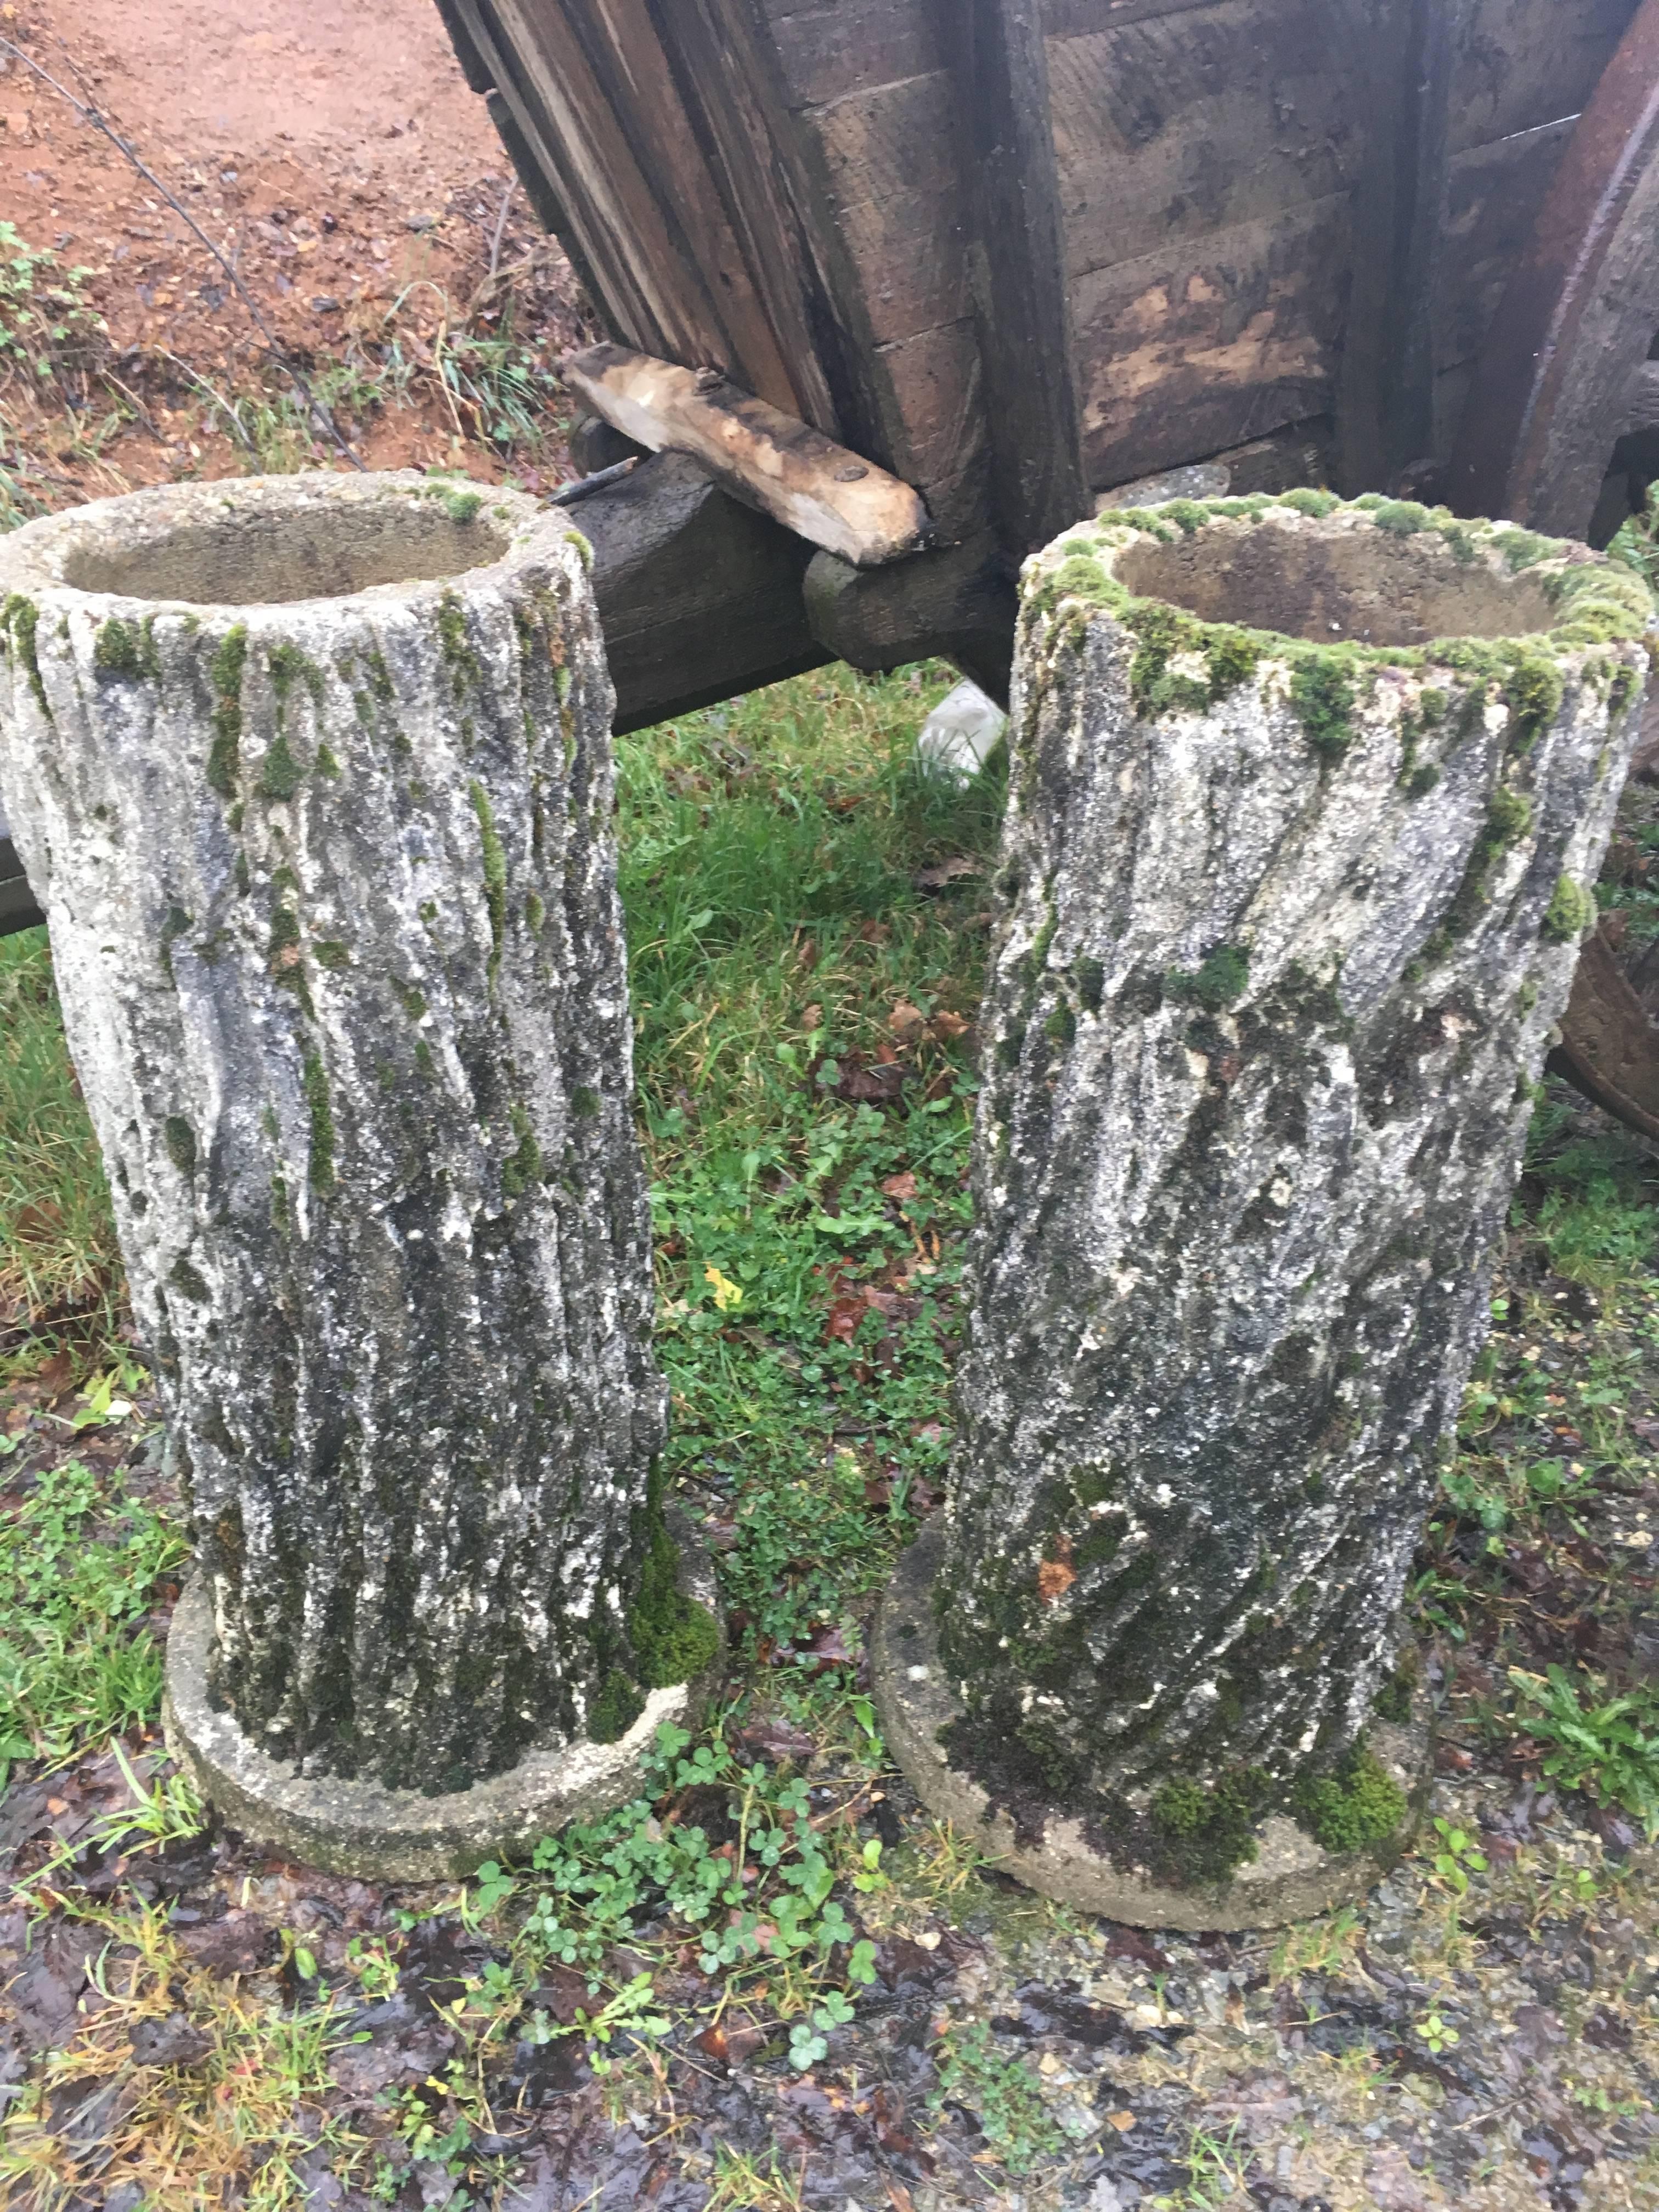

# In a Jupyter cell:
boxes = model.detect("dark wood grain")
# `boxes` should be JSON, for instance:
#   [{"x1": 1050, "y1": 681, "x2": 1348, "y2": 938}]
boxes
[
  {"x1": 1335, "y1": 0, "x2": 1458, "y2": 495},
  {"x1": 1073, "y1": 198, "x2": 1350, "y2": 488},
  {"x1": 1047, "y1": 1, "x2": 1358, "y2": 281},
  {"x1": 946, "y1": 0, "x2": 1089, "y2": 555},
  {"x1": 571, "y1": 450, "x2": 828, "y2": 730},
  {"x1": 1446, "y1": 0, "x2": 1640, "y2": 155}
]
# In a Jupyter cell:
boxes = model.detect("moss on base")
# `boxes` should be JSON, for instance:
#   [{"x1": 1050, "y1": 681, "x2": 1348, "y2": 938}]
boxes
[
  {"x1": 1295, "y1": 1743, "x2": 1408, "y2": 1853},
  {"x1": 629, "y1": 1465, "x2": 720, "y2": 1689}
]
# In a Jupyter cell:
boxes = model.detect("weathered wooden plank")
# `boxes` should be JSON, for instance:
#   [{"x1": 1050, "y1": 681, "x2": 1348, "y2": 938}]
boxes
[
  {"x1": 1434, "y1": 119, "x2": 1576, "y2": 373},
  {"x1": 1047, "y1": 1, "x2": 1358, "y2": 280},
  {"x1": 776, "y1": 61, "x2": 996, "y2": 530},
  {"x1": 1334, "y1": 0, "x2": 1455, "y2": 494},
  {"x1": 812, "y1": 71, "x2": 960, "y2": 208},
  {"x1": 645, "y1": 0, "x2": 844, "y2": 435},
  {"x1": 562, "y1": 343, "x2": 934, "y2": 566},
  {"x1": 762, "y1": 0, "x2": 943, "y2": 111},
  {"x1": 454, "y1": 0, "x2": 731, "y2": 370},
  {"x1": 1071, "y1": 197, "x2": 1350, "y2": 488},
  {"x1": 539, "y1": 0, "x2": 807, "y2": 408},
  {"x1": 1045, "y1": 0, "x2": 1227, "y2": 32},
  {"x1": 873, "y1": 319, "x2": 992, "y2": 537},
  {"x1": 571, "y1": 450, "x2": 830, "y2": 731},
  {"x1": 1447, "y1": 0, "x2": 1639, "y2": 155},
  {"x1": 806, "y1": 72, "x2": 968, "y2": 345},
  {"x1": 952, "y1": 0, "x2": 1089, "y2": 554}
]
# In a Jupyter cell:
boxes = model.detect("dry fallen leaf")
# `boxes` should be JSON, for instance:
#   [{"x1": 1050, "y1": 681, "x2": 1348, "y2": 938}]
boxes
[
  {"x1": 1036, "y1": 1541, "x2": 1076, "y2": 1605},
  {"x1": 913, "y1": 855, "x2": 982, "y2": 890}
]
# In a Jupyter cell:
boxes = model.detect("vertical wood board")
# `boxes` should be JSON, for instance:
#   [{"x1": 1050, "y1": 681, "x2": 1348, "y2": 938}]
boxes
[
  {"x1": 1447, "y1": 0, "x2": 1640, "y2": 154},
  {"x1": 1071, "y1": 196, "x2": 1351, "y2": 486},
  {"x1": 1046, "y1": 0, "x2": 1363, "y2": 281}
]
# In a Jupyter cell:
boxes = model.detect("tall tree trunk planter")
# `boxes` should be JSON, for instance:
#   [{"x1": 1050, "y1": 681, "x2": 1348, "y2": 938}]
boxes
[
  {"x1": 0, "y1": 474, "x2": 719, "y2": 1878},
  {"x1": 873, "y1": 495, "x2": 1651, "y2": 1929}
]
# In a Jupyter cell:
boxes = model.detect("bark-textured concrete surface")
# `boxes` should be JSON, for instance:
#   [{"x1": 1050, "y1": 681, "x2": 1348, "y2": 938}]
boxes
[
  {"x1": 934, "y1": 495, "x2": 1652, "y2": 1881},
  {"x1": 0, "y1": 473, "x2": 704, "y2": 1799}
]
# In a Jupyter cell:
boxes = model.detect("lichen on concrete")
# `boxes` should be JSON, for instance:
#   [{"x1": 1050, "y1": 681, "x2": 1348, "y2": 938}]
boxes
[
  {"x1": 0, "y1": 471, "x2": 687, "y2": 1804},
  {"x1": 927, "y1": 496, "x2": 1651, "y2": 1884}
]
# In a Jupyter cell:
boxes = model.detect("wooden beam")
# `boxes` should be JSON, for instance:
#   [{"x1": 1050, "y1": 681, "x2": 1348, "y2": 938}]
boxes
[
  {"x1": 949, "y1": 0, "x2": 1089, "y2": 555},
  {"x1": 569, "y1": 449, "x2": 830, "y2": 732},
  {"x1": 1335, "y1": 0, "x2": 1459, "y2": 495},
  {"x1": 803, "y1": 532, "x2": 1017, "y2": 704},
  {"x1": 562, "y1": 343, "x2": 934, "y2": 568}
]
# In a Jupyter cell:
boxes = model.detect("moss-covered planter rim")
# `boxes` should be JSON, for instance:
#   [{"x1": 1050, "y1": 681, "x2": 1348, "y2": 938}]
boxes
[
  {"x1": 1032, "y1": 492, "x2": 1655, "y2": 678},
  {"x1": 0, "y1": 470, "x2": 592, "y2": 625}
]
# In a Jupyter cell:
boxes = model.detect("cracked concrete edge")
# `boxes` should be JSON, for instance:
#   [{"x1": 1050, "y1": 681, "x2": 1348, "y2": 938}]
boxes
[
  {"x1": 163, "y1": 1509, "x2": 724, "y2": 1882},
  {"x1": 872, "y1": 1519, "x2": 1431, "y2": 1934}
]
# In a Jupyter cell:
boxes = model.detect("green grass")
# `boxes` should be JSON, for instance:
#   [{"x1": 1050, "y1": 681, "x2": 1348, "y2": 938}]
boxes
[
  {"x1": 0, "y1": 1452, "x2": 187, "y2": 1784},
  {"x1": 619, "y1": 664, "x2": 1001, "y2": 1651},
  {"x1": 0, "y1": 930, "x2": 122, "y2": 1355},
  {"x1": 1518, "y1": 1094, "x2": 1659, "y2": 1286}
]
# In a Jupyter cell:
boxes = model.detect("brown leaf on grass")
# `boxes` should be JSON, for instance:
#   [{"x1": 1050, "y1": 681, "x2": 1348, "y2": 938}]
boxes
[
  {"x1": 889, "y1": 999, "x2": 927, "y2": 1042},
  {"x1": 929, "y1": 1008, "x2": 971, "y2": 1042},
  {"x1": 12, "y1": 1199, "x2": 65, "y2": 1242},
  {"x1": 882, "y1": 1171, "x2": 919, "y2": 1201},
  {"x1": 838, "y1": 1059, "x2": 907, "y2": 1102},
  {"x1": 174, "y1": 1912, "x2": 276, "y2": 1978},
  {"x1": 733, "y1": 1716, "x2": 816, "y2": 1764},
  {"x1": 26, "y1": 1351, "x2": 76, "y2": 1404},
  {"x1": 912, "y1": 855, "x2": 983, "y2": 891},
  {"x1": 799, "y1": 1622, "x2": 855, "y2": 1672}
]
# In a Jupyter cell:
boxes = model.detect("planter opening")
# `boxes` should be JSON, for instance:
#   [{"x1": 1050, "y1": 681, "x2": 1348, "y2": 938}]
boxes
[
  {"x1": 62, "y1": 489, "x2": 512, "y2": 607},
  {"x1": 1115, "y1": 521, "x2": 1556, "y2": 647}
]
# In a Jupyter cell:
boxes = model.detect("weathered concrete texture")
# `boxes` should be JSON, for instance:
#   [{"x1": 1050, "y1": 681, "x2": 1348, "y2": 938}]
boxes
[
  {"x1": 164, "y1": 1511, "x2": 723, "y2": 1881},
  {"x1": 0, "y1": 473, "x2": 712, "y2": 1802},
  {"x1": 875, "y1": 1521, "x2": 1429, "y2": 1932},
  {"x1": 925, "y1": 496, "x2": 1651, "y2": 1883}
]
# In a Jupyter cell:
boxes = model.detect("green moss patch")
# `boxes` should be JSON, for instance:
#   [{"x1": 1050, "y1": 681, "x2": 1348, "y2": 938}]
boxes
[
  {"x1": 469, "y1": 778, "x2": 507, "y2": 961},
  {"x1": 3, "y1": 592, "x2": 48, "y2": 716},
  {"x1": 1168, "y1": 943, "x2": 1250, "y2": 1012},
  {"x1": 1294, "y1": 1742, "x2": 1408, "y2": 1853},
  {"x1": 1029, "y1": 496, "x2": 1655, "y2": 782},
  {"x1": 629, "y1": 1465, "x2": 720, "y2": 1690},
  {"x1": 207, "y1": 625, "x2": 248, "y2": 798},
  {"x1": 92, "y1": 615, "x2": 159, "y2": 680},
  {"x1": 1543, "y1": 876, "x2": 1595, "y2": 944},
  {"x1": 302, "y1": 1049, "x2": 335, "y2": 1190},
  {"x1": 1150, "y1": 1768, "x2": 1271, "y2": 1884}
]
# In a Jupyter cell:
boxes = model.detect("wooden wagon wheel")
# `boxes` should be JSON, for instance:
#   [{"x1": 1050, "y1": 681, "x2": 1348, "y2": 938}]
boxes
[{"x1": 1447, "y1": 0, "x2": 1659, "y2": 1144}]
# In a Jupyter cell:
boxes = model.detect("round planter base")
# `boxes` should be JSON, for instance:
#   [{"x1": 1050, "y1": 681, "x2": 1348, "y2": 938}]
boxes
[
  {"x1": 872, "y1": 1521, "x2": 1430, "y2": 1933},
  {"x1": 164, "y1": 1514, "x2": 723, "y2": 1883}
]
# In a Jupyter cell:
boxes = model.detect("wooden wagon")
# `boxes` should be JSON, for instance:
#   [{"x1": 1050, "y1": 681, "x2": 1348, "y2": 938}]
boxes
[{"x1": 7, "y1": 0, "x2": 1659, "y2": 1124}]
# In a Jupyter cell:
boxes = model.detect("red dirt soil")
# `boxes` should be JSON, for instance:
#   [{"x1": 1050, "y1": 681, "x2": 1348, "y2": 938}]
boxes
[{"x1": 0, "y1": 0, "x2": 587, "y2": 490}]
